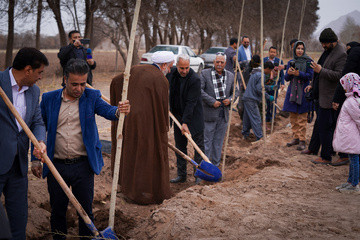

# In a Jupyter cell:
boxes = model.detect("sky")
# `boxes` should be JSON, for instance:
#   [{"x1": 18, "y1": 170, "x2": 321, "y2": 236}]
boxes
[{"x1": 316, "y1": 0, "x2": 360, "y2": 32}]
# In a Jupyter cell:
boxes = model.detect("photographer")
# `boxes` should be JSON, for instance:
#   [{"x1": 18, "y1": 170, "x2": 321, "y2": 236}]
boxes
[
  {"x1": 283, "y1": 41, "x2": 314, "y2": 151},
  {"x1": 58, "y1": 30, "x2": 96, "y2": 85}
]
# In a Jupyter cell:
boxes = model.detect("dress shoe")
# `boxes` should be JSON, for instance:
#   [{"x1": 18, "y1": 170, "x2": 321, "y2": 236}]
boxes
[
  {"x1": 301, "y1": 149, "x2": 314, "y2": 155},
  {"x1": 296, "y1": 141, "x2": 306, "y2": 151},
  {"x1": 311, "y1": 157, "x2": 331, "y2": 165},
  {"x1": 286, "y1": 138, "x2": 299, "y2": 147},
  {"x1": 331, "y1": 158, "x2": 349, "y2": 166},
  {"x1": 170, "y1": 176, "x2": 186, "y2": 183}
]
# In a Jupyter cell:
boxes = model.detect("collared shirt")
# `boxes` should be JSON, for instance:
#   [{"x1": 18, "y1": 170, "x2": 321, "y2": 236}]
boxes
[
  {"x1": 244, "y1": 47, "x2": 251, "y2": 60},
  {"x1": 10, "y1": 68, "x2": 29, "y2": 132},
  {"x1": 54, "y1": 91, "x2": 87, "y2": 159}
]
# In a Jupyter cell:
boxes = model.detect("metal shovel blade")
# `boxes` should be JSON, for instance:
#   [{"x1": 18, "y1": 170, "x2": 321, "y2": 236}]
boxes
[
  {"x1": 192, "y1": 159, "x2": 222, "y2": 182},
  {"x1": 92, "y1": 226, "x2": 117, "y2": 239}
]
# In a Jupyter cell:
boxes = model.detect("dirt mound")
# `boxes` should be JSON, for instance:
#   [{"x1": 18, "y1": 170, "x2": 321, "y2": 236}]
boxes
[{"x1": 22, "y1": 74, "x2": 360, "y2": 239}]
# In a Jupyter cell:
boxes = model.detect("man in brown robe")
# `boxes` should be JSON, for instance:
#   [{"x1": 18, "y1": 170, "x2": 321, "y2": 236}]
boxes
[{"x1": 110, "y1": 51, "x2": 174, "y2": 204}]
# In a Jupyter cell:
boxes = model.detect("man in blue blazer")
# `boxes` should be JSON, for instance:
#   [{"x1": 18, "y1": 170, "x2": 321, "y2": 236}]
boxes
[
  {"x1": 263, "y1": 46, "x2": 285, "y2": 122},
  {"x1": 31, "y1": 59, "x2": 130, "y2": 239},
  {"x1": 237, "y1": 36, "x2": 252, "y2": 63},
  {"x1": 0, "y1": 47, "x2": 48, "y2": 239},
  {"x1": 200, "y1": 53, "x2": 238, "y2": 167}
]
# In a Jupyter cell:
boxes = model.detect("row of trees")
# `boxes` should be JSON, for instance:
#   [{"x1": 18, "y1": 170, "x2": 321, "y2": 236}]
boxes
[{"x1": 1, "y1": 0, "x2": 320, "y2": 68}]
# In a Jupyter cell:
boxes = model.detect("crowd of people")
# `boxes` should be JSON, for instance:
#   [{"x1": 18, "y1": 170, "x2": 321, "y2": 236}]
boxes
[{"x1": 0, "y1": 27, "x2": 359, "y2": 239}]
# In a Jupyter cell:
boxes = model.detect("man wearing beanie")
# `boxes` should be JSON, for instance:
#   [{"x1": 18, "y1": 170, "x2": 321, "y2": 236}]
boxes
[{"x1": 306, "y1": 28, "x2": 348, "y2": 166}]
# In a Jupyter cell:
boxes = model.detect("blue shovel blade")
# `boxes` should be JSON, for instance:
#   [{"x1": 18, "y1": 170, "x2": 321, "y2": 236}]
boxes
[
  {"x1": 92, "y1": 226, "x2": 117, "y2": 239},
  {"x1": 192, "y1": 160, "x2": 222, "y2": 182}
]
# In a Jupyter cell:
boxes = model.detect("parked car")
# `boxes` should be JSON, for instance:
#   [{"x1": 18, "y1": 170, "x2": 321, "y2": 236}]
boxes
[
  {"x1": 200, "y1": 47, "x2": 227, "y2": 68},
  {"x1": 140, "y1": 45, "x2": 204, "y2": 74}
]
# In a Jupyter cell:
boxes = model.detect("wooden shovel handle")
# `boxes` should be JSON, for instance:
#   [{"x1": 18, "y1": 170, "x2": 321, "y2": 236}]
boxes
[
  {"x1": 0, "y1": 86, "x2": 100, "y2": 236},
  {"x1": 168, "y1": 111, "x2": 210, "y2": 163},
  {"x1": 167, "y1": 142, "x2": 192, "y2": 162},
  {"x1": 86, "y1": 83, "x2": 110, "y2": 103}
]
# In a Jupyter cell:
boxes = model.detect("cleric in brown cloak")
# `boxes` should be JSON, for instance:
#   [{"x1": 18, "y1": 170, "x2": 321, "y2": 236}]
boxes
[{"x1": 110, "y1": 51, "x2": 175, "y2": 204}]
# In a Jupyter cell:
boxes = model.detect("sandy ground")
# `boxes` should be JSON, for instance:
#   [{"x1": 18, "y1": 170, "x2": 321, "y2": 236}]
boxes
[{"x1": 20, "y1": 70, "x2": 360, "y2": 240}]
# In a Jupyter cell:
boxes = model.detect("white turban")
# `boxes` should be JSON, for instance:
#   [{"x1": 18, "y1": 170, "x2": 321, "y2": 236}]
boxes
[{"x1": 151, "y1": 51, "x2": 175, "y2": 64}]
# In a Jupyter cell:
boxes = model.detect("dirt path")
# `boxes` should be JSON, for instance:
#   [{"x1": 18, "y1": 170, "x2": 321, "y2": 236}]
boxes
[{"x1": 25, "y1": 72, "x2": 360, "y2": 240}]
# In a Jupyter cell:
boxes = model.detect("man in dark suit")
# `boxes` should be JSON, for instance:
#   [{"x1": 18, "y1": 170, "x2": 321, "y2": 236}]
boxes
[
  {"x1": 308, "y1": 28, "x2": 348, "y2": 165},
  {"x1": 167, "y1": 54, "x2": 204, "y2": 184},
  {"x1": 58, "y1": 30, "x2": 96, "y2": 85},
  {"x1": 31, "y1": 59, "x2": 130, "y2": 239},
  {"x1": 0, "y1": 47, "x2": 48, "y2": 239}
]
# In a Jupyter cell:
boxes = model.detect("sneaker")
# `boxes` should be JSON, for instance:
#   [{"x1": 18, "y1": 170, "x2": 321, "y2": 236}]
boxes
[
  {"x1": 335, "y1": 182, "x2": 351, "y2": 190},
  {"x1": 339, "y1": 184, "x2": 360, "y2": 194}
]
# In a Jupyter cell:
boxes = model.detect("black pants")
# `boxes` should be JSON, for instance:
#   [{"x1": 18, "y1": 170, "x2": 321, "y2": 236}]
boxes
[
  {"x1": 174, "y1": 124, "x2": 204, "y2": 178},
  {"x1": 47, "y1": 158, "x2": 94, "y2": 239},
  {"x1": 308, "y1": 100, "x2": 320, "y2": 154},
  {"x1": 318, "y1": 107, "x2": 347, "y2": 161}
]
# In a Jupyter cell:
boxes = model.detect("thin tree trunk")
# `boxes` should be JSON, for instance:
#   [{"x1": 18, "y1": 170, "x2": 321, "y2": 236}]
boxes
[
  {"x1": 35, "y1": 0, "x2": 43, "y2": 49},
  {"x1": 5, "y1": 0, "x2": 15, "y2": 68}
]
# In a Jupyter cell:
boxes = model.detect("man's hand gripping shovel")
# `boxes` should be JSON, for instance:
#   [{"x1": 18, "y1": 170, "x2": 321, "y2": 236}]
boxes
[{"x1": 169, "y1": 111, "x2": 222, "y2": 182}]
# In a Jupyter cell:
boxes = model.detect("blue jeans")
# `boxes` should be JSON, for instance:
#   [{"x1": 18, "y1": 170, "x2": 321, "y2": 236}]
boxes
[{"x1": 347, "y1": 154, "x2": 359, "y2": 186}]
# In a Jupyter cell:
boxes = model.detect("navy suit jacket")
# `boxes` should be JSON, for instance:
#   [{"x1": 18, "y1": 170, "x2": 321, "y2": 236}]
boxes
[
  {"x1": 39, "y1": 88, "x2": 118, "y2": 177},
  {"x1": 237, "y1": 45, "x2": 252, "y2": 62},
  {"x1": 0, "y1": 68, "x2": 46, "y2": 176}
]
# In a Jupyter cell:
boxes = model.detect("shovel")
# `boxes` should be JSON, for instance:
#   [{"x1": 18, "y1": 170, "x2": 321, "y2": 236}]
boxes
[
  {"x1": 274, "y1": 102, "x2": 290, "y2": 118},
  {"x1": 167, "y1": 142, "x2": 221, "y2": 182},
  {"x1": 168, "y1": 111, "x2": 222, "y2": 179},
  {"x1": 0, "y1": 86, "x2": 117, "y2": 239}
]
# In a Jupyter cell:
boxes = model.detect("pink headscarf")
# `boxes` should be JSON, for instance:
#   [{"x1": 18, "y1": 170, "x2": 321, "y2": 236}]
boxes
[{"x1": 340, "y1": 72, "x2": 360, "y2": 98}]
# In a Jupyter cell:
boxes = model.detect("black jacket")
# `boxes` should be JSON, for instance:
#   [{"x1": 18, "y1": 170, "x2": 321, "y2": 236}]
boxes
[
  {"x1": 167, "y1": 66, "x2": 204, "y2": 135},
  {"x1": 332, "y1": 44, "x2": 360, "y2": 108},
  {"x1": 58, "y1": 44, "x2": 96, "y2": 85}
]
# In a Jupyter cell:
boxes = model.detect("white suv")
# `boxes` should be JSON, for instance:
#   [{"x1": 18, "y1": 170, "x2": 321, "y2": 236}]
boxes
[{"x1": 141, "y1": 45, "x2": 204, "y2": 74}]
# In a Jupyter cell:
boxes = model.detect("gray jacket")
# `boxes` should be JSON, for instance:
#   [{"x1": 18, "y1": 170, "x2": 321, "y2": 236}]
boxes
[
  {"x1": 317, "y1": 43, "x2": 347, "y2": 109},
  {"x1": 200, "y1": 68, "x2": 237, "y2": 122}
]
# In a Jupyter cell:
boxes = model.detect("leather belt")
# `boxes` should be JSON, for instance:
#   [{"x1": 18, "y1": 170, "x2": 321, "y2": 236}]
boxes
[{"x1": 54, "y1": 156, "x2": 87, "y2": 165}]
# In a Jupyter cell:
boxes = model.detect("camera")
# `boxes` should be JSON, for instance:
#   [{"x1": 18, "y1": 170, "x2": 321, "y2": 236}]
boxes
[{"x1": 80, "y1": 39, "x2": 90, "y2": 45}]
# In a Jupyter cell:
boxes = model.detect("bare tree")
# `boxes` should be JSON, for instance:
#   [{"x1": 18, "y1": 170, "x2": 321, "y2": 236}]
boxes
[
  {"x1": 35, "y1": 0, "x2": 42, "y2": 49},
  {"x1": 46, "y1": 0, "x2": 67, "y2": 46},
  {"x1": 5, "y1": 0, "x2": 15, "y2": 68}
]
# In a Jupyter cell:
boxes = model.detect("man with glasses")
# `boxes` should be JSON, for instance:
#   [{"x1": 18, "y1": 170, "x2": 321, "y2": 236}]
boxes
[
  {"x1": 167, "y1": 54, "x2": 204, "y2": 184},
  {"x1": 200, "y1": 53, "x2": 237, "y2": 167},
  {"x1": 238, "y1": 36, "x2": 252, "y2": 63}
]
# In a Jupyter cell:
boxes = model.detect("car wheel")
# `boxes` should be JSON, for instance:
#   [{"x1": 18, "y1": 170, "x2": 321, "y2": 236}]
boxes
[{"x1": 197, "y1": 64, "x2": 204, "y2": 75}]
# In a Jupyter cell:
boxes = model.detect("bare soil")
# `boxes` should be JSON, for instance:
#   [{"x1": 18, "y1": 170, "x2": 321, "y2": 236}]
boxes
[{"x1": 5, "y1": 51, "x2": 358, "y2": 239}]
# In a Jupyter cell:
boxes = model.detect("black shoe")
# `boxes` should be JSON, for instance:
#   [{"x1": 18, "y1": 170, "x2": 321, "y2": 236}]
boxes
[
  {"x1": 286, "y1": 138, "x2": 299, "y2": 147},
  {"x1": 296, "y1": 141, "x2": 306, "y2": 151},
  {"x1": 170, "y1": 176, "x2": 186, "y2": 183}
]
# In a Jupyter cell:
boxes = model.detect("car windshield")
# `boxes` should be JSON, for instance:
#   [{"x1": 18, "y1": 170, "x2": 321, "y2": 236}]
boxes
[
  {"x1": 204, "y1": 48, "x2": 226, "y2": 54},
  {"x1": 149, "y1": 46, "x2": 179, "y2": 54}
]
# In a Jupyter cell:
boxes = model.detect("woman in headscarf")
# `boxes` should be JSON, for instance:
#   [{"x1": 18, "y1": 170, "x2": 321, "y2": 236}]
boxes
[
  {"x1": 283, "y1": 41, "x2": 314, "y2": 150},
  {"x1": 333, "y1": 73, "x2": 360, "y2": 194}
]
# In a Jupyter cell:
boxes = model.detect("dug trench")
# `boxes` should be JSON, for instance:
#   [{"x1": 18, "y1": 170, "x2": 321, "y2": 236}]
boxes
[{"x1": 25, "y1": 74, "x2": 360, "y2": 239}]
